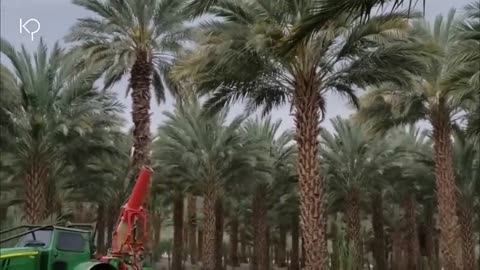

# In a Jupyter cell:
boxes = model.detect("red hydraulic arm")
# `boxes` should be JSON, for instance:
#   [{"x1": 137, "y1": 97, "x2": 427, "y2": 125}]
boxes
[{"x1": 101, "y1": 167, "x2": 153, "y2": 270}]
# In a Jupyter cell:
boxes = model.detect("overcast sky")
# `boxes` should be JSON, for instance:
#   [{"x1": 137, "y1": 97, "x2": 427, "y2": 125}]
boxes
[{"x1": 0, "y1": 0, "x2": 471, "y2": 133}]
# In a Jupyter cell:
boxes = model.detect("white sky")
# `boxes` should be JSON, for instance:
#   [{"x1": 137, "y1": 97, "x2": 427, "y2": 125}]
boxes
[{"x1": 0, "y1": 0, "x2": 471, "y2": 133}]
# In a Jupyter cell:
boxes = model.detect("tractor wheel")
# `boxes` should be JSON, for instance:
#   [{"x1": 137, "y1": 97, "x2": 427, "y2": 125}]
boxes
[{"x1": 89, "y1": 263, "x2": 117, "y2": 270}]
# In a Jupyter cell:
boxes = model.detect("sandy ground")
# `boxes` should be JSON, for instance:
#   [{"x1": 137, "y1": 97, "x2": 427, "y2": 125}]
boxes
[{"x1": 154, "y1": 261, "x2": 289, "y2": 270}]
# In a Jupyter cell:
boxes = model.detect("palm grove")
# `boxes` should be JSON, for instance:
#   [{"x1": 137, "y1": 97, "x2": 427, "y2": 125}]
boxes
[{"x1": 0, "y1": 0, "x2": 478, "y2": 270}]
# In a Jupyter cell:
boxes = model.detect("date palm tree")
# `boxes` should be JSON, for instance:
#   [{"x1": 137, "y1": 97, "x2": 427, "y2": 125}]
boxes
[
  {"x1": 452, "y1": 131, "x2": 479, "y2": 270},
  {"x1": 154, "y1": 98, "x2": 265, "y2": 270},
  {"x1": 321, "y1": 117, "x2": 403, "y2": 268},
  {"x1": 240, "y1": 117, "x2": 295, "y2": 270},
  {"x1": 67, "y1": 0, "x2": 191, "y2": 180},
  {"x1": 0, "y1": 38, "x2": 122, "y2": 224},
  {"x1": 172, "y1": 1, "x2": 432, "y2": 267},
  {"x1": 357, "y1": 9, "x2": 479, "y2": 268}
]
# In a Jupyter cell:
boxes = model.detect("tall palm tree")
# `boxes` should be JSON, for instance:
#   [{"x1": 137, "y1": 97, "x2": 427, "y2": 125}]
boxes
[
  {"x1": 357, "y1": 10, "x2": 478, "y2": 268},
  {"x1": 154, "y1": 99, "x2": 263, "y2": 270},
  {"x1": 150, "y1": 156, "x2": 191, "y2": 270},
  {"x1": 0, "y1": 38, "x2": 122, "y2": 224},
  {"x1": 64, "y1": 130, "x2": 130, "y2": 254},
  {"x1": 452, "y1": 131, "x2": 479, "y2": 270},
  {"x1": 240, "y1": 117, "x2": 295, "y2": 270},
  {"x1": 67, "y1": 0, "x2": 190, "y2": 180},
  {"x1": 321, "y1": 117, "x2": 402, "y2": 268},
  {"x1": 172, "y1": 1, "x2": 431, "y2": 267}
]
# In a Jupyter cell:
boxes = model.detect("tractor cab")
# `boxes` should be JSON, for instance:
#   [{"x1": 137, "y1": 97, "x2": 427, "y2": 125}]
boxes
[{"x1": 0, "y1": 224, "x2": 96, "y2": 270}]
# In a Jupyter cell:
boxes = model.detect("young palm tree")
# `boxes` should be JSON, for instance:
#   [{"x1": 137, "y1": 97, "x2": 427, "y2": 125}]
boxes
[
  {"x1": 357, "y1": 10, "x2": 478, "y2": 268},
  {"x1": 67, "y1": 0, "x2": 190, "y2": 180},
  {"x1": 321, "y1": 117, "x2": 402, "y2": 268},
  {"x1": 65, "y1": 130, "x2": 130, "y2": 253},
  {"x1": 153, "y1": 99, "x2": 264, "y2": 270},
  {"x1": 240, "y1": 117, "x2": 295, "y2": 270},
  {"x1": 452, "y1": 132, "x2": 479, "y2": 270},
  {"x1": 0, "y1": 38, "x2": 122, "y2": 224},
  {"x1": 172, "y1": 1, "x2": 431, "y2": 267}
]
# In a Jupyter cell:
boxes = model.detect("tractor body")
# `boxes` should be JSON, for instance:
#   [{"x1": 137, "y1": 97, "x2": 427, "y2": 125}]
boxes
[{"x1": 0, "y1": 225, "x2": 116, "y2": 270}]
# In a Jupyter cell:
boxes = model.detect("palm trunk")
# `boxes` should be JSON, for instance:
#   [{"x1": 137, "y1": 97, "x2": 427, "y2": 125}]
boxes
[
  {"x1": 290, "y1": 217, "x2": 300, "y2": 270},
  {"x1": 423, "y1": 204, "x2": 437, "y2": 269},
  {"x1": 458, "y1": 201, "x2": 475, "y2": 270},
  {"x1": 187, "y1": 194, "x2": 197, "y2": 265},
  {"x1": 300, "y1": 241, "x2": 306, "y2": 268},
  {"x1": 240, "y1": 229, "x2": 247, "y2": 263},
  {"x1": 294, "y1": 83, "x2": 328, "y2": 270},
  {"x1": 345, "y1": 189, "x2": 362, "y2": 269},
  {"x1": 277, "y1": 227, "x2": 287, "y2": 267},
  {"x1": 24, "y1": 165, "x2": 48, "y2": 224},
  {"x1": 431, "y1": 111, "x2": 463, "y2": 269},
  {"x1": 330, "y1": 219, "x2": 340, "y2": 270},
  {"x1": 106, "y1": 205, "x2": 115, "y2": 250},
  {"x1": 44, "y1": 177, "x2": 58, "y2": 218},
  {"x1": 391, "y1": 227, "x2": 405, "y2": 270},
  {"x1": 198, "y1": 227, "x2": 203, "y2": 263},
  {"x1": 96, "y1": 204, "x2": 106, "y2": 255},
  {"x1": 252, "y1": 187, "x2": 269, "y2": 270},
  {"x1": 215, "y1": 199, "x2": 224, "y2": 270},
  {"x1": 172, "y1": 194, "x2": 184, "y2": 270},
  {"x1": 230, "y1": 218, "x2": 240, "y2": 267},
  {"x1": 130, "y1": 50, "x2": 153, "y2": 179},
  {"x1": 371, "y1": 193, "x2": 386, "y2": 270},
  {"x1": 153, "y1": 210, "x2": 162, "y2": 261},
  {"x1": 403, "y1": 194, "x2": 420, "y2": 270},
  {"x1": 202, "y1": 188, "x2": 217, "y2": 270}
]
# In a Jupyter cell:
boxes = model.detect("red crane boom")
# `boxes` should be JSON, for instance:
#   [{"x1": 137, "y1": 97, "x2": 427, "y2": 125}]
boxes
[{"x1": 101, "y1": 167, "x2": 153, "y2": 270}]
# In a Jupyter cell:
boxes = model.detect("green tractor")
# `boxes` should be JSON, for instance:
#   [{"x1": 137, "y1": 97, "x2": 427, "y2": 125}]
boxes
[
  {"x1": 0, "y1": 224, "x2": 112, "y2": 270},
  {"x1": 0, "y1": 167, "x2": 155, "y2": 270}
]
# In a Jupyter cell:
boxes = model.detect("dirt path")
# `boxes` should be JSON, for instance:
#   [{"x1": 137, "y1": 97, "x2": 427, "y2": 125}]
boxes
[{"x1": 154, "y1": 261, "x2": 289, "y2": 270}]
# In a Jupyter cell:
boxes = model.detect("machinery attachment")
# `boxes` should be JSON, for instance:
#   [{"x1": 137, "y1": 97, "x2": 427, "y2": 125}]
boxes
[{"x1": 100, "y1": 167, "x2": 153, "y2": 270}]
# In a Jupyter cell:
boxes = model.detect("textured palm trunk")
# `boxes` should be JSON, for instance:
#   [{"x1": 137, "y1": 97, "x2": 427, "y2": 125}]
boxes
[
  {"x1": 371, "y1": 194, "x2": 386, "y2": 270},
  {"x1": 391, "y1": 227, "x2": 405, "y2": 270},
  {"x1": 290, "y1": 217, "x2": 300, "y2": 270},
  {"x1": 202, "y1": 188, "x2": 217, "y2": 270},
  {"x1": 130, "y1": 50, "x2": 153, "y2": 178},
  {"x1": 345, "y1": 189, "x2": 362, "y2": 269},
  {"x1": 215, "y1": 199, "x2": 224, "y2": 270},
  {"x1": 300, "y1": 241, "x2": 306, "y2": 267},
  {"x1": 252, "y1": 187, "x2": 269, "y2": 270},
  {"x1": 293, "y1": 81, "x2": 328, "y2": 270},
  {"x1": 277, "y1": 227, "x2": 287, "y2": 267},
  {"x1": 172, "y1": 194, "x2": 184, "y2": 270},
  {"x1": 24, "y1": 165, "x2": 48, "y2": 224},
  {"x1": 423, "y1": 204, "x2": 437, "y2": 269},
  {"x1": 106, "y1": 205, "x2": 115, "y2": 250},
  {"x1": 403, "y1": 194, "x2": 420, "y2": 270},
  {"x1": 432, "y1": 111, "x2": 463, "y2": 269},
  {"x1": 187, "y1": 194, "x2": 197, "y2": 265},
  {"x1": 44, "y1": 178, "x2": 59, "y2": 218},
  {"x1": 458, "y1": 202, "x2": 475, "y2": 270},
  {"x1": 96, "y1": 204, "x2": 106, "y2": 255},
  {"x1": 229, "y1": 218, "x2": 240, "y2": 267}
]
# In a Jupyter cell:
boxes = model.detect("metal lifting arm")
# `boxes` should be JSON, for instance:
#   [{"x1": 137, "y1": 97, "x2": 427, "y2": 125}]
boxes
[{"x1": 101, "y1": 167, "x2": 153, "y2": 270}]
